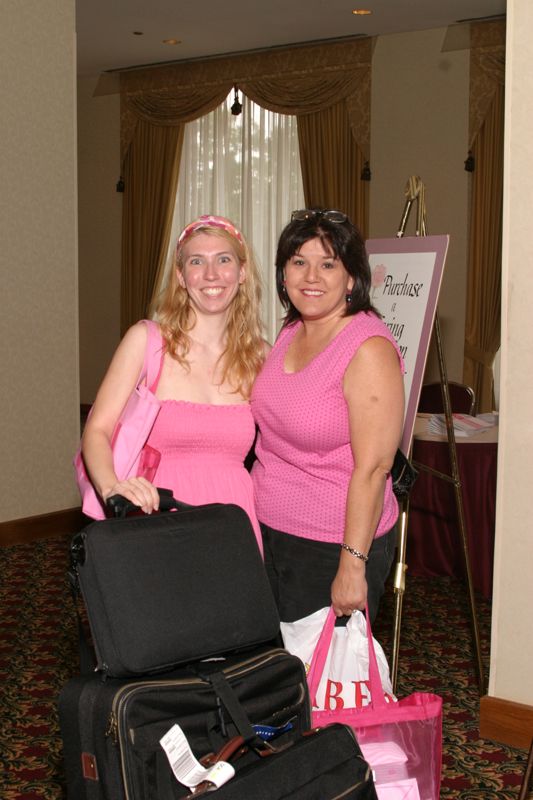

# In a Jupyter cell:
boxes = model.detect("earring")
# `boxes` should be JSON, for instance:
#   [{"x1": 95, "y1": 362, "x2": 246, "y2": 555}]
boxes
[{"x1": 345, "y1": 292, "x2": 352, "y2": 304}]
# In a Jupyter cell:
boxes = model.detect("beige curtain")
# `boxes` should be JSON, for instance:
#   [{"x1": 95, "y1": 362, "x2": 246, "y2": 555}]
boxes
[
  {"x1": 298, "y1": 100, "x2": 368, "y2": 234},
  {"x1": 119, "y1": 38, "x2": 372, "y2": 329},
  {"x1": 463, "y1": 21, "x2": 505, "y2": 412}
]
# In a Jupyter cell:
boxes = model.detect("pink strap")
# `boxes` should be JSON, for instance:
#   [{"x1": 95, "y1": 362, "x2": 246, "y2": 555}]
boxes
[
  {"x1": 306, "y1": 608, "x2": 336, "y2": 706},
  {"x1": 139, "y1": 319, "x2": 165, "y2": 393},
  {"x1": 307, "y1": 605, "x2": 387, "y2": 709},
  {"x1": 365, "y1": 607, "x2": 387, "y2": 708}
]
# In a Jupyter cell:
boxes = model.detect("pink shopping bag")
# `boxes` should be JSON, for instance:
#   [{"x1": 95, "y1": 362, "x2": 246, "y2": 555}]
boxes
[{"x1": 307, "y1": 606, "x2": 442, "y2": 800}]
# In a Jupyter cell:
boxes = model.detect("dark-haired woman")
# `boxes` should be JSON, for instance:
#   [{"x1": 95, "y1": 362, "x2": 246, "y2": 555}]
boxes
[{"x1": 251, "y1": 209, "x2": 405, "y2": 623}]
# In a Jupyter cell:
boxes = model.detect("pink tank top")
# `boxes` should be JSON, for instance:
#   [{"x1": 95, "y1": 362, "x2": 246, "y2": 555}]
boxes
[{"x1": 251, "y1": 312, "x2": 403, "y2": 543}]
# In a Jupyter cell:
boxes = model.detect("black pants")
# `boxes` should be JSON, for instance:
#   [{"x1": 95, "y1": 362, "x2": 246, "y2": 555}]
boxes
[{"x1": 260, "y1": 523, "x2": 396, "y2": 625}]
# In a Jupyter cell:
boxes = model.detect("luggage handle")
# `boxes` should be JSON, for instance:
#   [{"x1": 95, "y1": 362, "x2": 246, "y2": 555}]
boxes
[{"x1": 106, "y1": 487, "x2": 194, "y2": 518}]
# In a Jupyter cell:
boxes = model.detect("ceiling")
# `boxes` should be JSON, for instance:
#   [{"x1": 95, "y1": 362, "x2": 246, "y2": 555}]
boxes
[{"x1": 76, "y1": 0, "x2": 506, "y2": 77}]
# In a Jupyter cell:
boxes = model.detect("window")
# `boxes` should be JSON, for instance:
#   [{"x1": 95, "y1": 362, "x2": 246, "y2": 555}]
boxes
[{"x1": 163, "y1": 93, "x2": 305, "y2": 342}]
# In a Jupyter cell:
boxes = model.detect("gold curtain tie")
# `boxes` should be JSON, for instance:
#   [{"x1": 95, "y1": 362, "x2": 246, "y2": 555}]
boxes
[{"x1": 464, "y1": 342, "x2": 497, "y2": 368}]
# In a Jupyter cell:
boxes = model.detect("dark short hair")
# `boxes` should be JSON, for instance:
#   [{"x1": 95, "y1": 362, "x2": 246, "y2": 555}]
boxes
[{"x1": 275, "y1": 209, "x2": 378, "y2": 326}]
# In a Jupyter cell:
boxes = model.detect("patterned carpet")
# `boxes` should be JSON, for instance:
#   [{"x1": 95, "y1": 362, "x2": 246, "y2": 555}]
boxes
[{"x1": 0, "y1": 534, "x2": 530, "y2": 799}]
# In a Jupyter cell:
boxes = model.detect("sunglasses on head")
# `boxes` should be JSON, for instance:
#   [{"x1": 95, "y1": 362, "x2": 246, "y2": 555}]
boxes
[{"x1": 291, "y1": 209, "x2": 348, "y2": 224}]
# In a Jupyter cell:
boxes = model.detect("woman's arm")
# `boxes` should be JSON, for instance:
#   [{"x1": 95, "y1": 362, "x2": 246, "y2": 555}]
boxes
[
  {"x1": 330, "y1": 336, "x2": 404, "y2": 617},
  {"x1": 81, "y1": 321, "x2": 161, "y2": 513}
]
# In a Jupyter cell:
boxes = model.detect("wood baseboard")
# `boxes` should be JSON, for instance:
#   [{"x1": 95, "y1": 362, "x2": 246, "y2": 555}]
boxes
[
  {"x1": 480, "y1": 694, "x2": 533, "y2": 749},
  {"x1": 0, "y1": 507, "x2": 86, "y2": 546}
]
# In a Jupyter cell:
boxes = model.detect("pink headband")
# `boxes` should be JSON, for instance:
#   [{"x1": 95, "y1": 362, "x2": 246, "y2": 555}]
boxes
[{"x1": 177, "y1": 215, "x2": 244, "y2": 247}]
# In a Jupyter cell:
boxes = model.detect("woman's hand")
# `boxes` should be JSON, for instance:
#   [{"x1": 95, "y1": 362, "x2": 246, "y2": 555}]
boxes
[
  {"x1": 331, "y1": 555, "x2": 367, "y2": 617},
  {"x1": 102, "y1": 477, "x2": 160, "y2": 515}
]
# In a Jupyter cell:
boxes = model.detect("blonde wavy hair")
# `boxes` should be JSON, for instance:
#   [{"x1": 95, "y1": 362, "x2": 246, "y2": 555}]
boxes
[{"x1": 154, "y1": 221, "x2": 266, "y2": 398}]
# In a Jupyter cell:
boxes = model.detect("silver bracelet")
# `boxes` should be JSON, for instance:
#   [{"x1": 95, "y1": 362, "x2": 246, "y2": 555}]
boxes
[{"x1": 340, "y1": 543, "x2": 369, "y2": 563}]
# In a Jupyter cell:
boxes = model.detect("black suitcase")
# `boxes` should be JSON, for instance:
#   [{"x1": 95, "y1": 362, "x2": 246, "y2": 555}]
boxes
[
  {"x1": 184, "y1": 723, "x2": 378, "y2": 800},
  {"x1": 69, "y1": 494, "x2": 280, "y2": 678},
  {"x1": 59, "y1": 645, "x2": 311, "y2": 800}
]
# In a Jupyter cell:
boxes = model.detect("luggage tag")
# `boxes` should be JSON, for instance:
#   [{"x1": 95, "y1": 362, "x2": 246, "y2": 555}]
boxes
[
  {"x1": 253, "y1": 721, "x2": 294, "y2": 741},
  {"x1": 160, "y1": 724, "x2": 235, "y2": 791}
]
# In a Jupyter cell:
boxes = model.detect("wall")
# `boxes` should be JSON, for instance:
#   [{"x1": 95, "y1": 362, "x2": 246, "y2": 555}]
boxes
[
  {"x1": 488, "y1": 0, "x2": 533, "y2": 708},
  {"x1": 77, "y1": 77, "x2": 122, "y2": 404},
  {"x1": 0, "y1": 0, "x2": 79, "y2": 522},
  {"x1": 370, "y1": 28, "x2": 470, "y2": 382}
]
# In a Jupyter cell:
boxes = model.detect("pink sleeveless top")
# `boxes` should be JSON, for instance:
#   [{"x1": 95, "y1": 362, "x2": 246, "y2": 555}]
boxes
[
  {"x1": 146, "y1": 400, "x2": 262, "y2": 554},
  {"x1": 251, "y1": 312, "x2": 403, "y2": 544}
]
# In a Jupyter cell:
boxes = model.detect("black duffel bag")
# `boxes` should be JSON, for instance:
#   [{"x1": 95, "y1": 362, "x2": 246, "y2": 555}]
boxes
[{"x1": 182, "y1": 723, "x2": 378, "y2": 800}]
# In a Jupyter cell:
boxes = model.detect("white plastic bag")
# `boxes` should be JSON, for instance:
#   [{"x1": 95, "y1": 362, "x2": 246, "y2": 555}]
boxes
[{"x1": 281, "y1": 607, "x2": 396, "y2": 711}]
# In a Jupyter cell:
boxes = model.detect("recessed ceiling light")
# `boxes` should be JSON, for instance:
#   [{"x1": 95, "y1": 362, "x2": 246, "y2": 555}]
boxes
[
  {"x1": 352, "y1": 9, "x2": 372, "y2": 15},
  {"x1": 162, "y1": 38, "x2": 181, "y2": 45}
]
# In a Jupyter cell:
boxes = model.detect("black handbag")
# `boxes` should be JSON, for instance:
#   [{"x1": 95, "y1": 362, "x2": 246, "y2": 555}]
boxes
[
  {"x1": 391, "y1": 447, "x2": 419, "y2": 500},
  {"x1": 69, "y1": 493, "x2": 280, "y2": 678}
]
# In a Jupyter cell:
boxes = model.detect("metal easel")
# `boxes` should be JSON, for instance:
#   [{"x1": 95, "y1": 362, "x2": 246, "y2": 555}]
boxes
[{"x1": 390, "y1": 176, "x2": 486, "y2": 696}]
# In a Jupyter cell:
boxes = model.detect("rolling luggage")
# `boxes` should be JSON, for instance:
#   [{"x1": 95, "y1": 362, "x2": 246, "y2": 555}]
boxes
[
  {"x1": 59, "y1": 645, "x2": 311, "y2": 800},
  {"x1": 69, "y1": 492, "x2": 280, "y2": 678}
]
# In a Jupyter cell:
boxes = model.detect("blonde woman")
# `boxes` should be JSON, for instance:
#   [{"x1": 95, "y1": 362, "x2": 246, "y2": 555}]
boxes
[{"x1": 81, "y1": 215, "x2": 268, "y2": 551}]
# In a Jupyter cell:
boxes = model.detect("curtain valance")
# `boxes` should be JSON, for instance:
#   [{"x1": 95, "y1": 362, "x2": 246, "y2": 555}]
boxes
[{"x1": 120, "y1": 37, "x2": 373, "y2": 161}]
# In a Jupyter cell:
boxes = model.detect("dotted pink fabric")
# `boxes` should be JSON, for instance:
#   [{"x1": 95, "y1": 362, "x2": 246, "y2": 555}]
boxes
[
  {"x1": 146, "y1": 400, "x2": 262, "y2": 553},
  {"x1": 251, "y1": 313, "x2": 403, "y2": 544}
]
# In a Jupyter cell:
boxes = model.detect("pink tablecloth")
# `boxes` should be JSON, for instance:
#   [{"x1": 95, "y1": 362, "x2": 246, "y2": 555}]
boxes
[{"x1": 406, "y1": 415, "x2": 498, "y2": 598}]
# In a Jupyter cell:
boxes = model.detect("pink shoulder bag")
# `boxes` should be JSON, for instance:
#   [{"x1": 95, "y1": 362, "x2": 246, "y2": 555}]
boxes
[
  {"x1": 73, "y1": 319, "x2": 164, "y2": 519},
  {"x1": 307, "y1": 606, "x2": 443, "y2": 800}
]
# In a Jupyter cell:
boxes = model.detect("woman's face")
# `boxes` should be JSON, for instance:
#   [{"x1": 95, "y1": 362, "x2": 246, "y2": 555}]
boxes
[
  {"x1": 178, "y1": 232, "x2": 245, "y2": 317},
  {"x1": 284, "y1": 237, "x2": 354, "y2": 321}
]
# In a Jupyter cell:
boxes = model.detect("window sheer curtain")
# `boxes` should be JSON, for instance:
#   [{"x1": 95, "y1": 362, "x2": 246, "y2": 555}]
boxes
[{"x1": 157, "y1": 93, "x2": 305, "y2": 343}]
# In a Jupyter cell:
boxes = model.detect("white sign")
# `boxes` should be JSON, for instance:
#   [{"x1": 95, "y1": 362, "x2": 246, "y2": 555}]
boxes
[{"x1": 366, "y1": 235, "x2": 449, "y2": 453}]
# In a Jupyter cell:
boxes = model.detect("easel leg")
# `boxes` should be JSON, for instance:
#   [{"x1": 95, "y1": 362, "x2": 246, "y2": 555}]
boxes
[
  {"x1": 434, "y1": 313, "x2": 486, "y2": 695},
  {"x1": 518, "y1": 737, "x2": 533, "y2": 800},
  {"x1": 394, "y1": 180, "x2": 486, "y2": 694},
  {"x1": 391, "y1": 503, "x2": 408, "y2": 694}
]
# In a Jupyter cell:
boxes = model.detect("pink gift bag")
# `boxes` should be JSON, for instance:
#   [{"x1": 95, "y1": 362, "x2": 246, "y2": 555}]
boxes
[{"x1": 307, "y1": 606, "x2": 442, "y2": 800}]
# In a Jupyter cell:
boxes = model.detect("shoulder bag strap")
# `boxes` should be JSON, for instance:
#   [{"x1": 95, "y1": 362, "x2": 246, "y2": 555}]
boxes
[{"x1": 139, "y1": 319, "x2": 165, "y2": 392}]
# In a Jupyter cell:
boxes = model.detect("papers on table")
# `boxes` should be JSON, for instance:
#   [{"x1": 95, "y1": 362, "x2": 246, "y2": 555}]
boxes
[{"x1": 428, "y1": 413, "x2": 496, "y2": 438}]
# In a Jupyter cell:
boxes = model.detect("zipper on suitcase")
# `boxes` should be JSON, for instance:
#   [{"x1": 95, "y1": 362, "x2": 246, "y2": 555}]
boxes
[
  {"x1": 108, "y1": 647, "x2": 293, "y2": 738},
  {"x1": 108, "y1": 647, "x2": 297, "y2": 741},
  {"x1": 107, "y1": 649, "x2": 306, "y2": 800}
]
